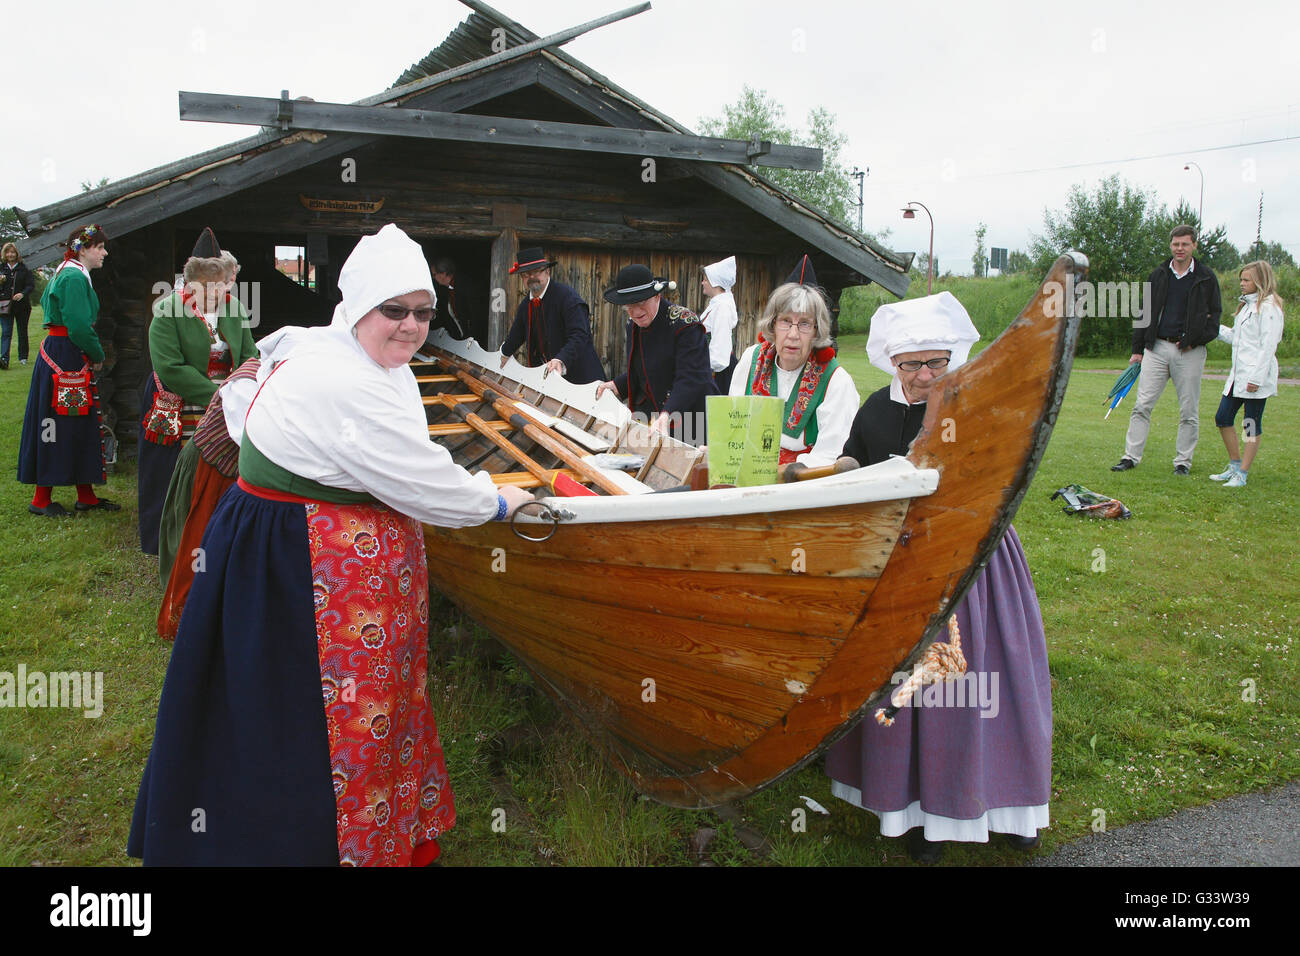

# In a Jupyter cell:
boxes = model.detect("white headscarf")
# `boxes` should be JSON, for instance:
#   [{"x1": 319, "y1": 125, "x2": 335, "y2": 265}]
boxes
[
  {"x1": 228, "y1": 224, "x2": 438, "y2": 436},
  {"x1": 338, "y1": 223, "x2": 436, "y2": 329},
  {"x1": 703, "y1": 255, "x2": 737, "y2": 291},
  {"x1": 866, "y1": 291, "x2": 980, "y2": 376}
]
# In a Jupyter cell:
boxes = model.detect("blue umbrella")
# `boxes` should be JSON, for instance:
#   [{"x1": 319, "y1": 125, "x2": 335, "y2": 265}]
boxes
[{"x1": 1103, "y1": 363, "x2": 1141, "y2": 419}]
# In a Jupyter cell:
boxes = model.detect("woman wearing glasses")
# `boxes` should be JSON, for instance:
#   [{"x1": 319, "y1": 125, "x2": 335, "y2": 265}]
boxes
[
  {"x1": 728, "y1": 278, "x2": 860, "y2": 470},
  {"x1": 130, "y1": 225, "x2": 531, "y2": 866},
  {"x1": 828, "y1": 292, "x2": 1052, "y2": 864}
]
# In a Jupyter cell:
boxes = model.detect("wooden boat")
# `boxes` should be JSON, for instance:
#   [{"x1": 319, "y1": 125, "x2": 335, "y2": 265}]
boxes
[{"x1": 415, "y1": 252, "x2": 1086, "y2": 808}]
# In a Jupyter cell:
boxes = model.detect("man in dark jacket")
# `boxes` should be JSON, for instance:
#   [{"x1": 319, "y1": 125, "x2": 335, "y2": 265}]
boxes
[
  {"x1": 498, "y1": 247, "x2": 605, "y2": 384},
  {"x1": 430, "y1": 256, "x2": 470, "y2": 341},
  {"x1": 595, "y1": 263, "x2": 715, "y2": 445},
  {"x1": 1112, "y1": 225, "x2": 1222, "y2": 475}
]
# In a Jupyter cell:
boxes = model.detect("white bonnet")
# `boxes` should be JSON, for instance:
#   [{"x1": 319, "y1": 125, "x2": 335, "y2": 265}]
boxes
[
  {"x1": 866, "y1": 291, "x2": 980, "y2": 375},
  {"x1": 337, "y1": 223, "x2": 436, "y2": 329},
  {"x1": 703, "y1": 255, "x2": 737, "y2": 291}
]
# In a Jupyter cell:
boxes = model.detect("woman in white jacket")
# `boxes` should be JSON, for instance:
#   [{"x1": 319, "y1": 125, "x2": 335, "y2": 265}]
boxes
[{"x1": 1211, "y1": 260, "x2": 1285, "y2": 487}]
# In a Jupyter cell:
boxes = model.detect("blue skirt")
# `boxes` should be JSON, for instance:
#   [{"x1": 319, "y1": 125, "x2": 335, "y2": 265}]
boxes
[
  {"x1": 15, "y1": 336, "x2": 105, "y2": 487},
  {"x1": 128, "y1": 487, "x2": 339, "y2": 865}
]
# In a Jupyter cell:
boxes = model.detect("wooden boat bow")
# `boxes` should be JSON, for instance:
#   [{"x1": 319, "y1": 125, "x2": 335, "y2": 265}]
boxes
[{"x1": 418, "y1": 253, "x2": 1086, "y2": 807}]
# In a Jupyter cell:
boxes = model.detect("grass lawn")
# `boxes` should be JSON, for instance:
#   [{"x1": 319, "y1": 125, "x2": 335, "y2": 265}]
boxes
[{"x1": 1, "y1": 312, "x2": 1296, "y2": 866}]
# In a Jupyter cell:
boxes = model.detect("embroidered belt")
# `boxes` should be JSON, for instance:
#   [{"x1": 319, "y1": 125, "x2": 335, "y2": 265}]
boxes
[{"x1": 236, "y1": 476, "x2": 318, "y2": 505}]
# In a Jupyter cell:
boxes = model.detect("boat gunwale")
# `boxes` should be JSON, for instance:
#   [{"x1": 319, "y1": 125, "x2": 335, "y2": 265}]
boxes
[
  {"x1": 508, "y1": 456, "x2": 936, "y2": 524},
  {"x1": 417, "y1": 337, "x2": 940, "y2": 523}
]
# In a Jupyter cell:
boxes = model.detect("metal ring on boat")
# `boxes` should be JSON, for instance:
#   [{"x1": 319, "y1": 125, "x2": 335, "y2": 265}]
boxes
[{"x1": 511, "y1": 500, "x2": 560, "y2": 542}]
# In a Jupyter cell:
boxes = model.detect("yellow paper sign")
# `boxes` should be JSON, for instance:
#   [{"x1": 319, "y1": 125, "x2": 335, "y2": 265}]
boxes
[{"x1": 706, "y1": 395, "x2": 783, "y2": 486}]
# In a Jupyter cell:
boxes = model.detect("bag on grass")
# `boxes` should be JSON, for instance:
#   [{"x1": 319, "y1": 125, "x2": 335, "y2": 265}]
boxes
[{"x1": 1050, "y1": 483, "x2": 1132, "y2": 519}]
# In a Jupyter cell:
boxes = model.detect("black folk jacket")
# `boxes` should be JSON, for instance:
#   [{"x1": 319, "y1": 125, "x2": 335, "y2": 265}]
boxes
[{"x1": 1132, "y1": 257, "x2": 1222, "y2": 355}]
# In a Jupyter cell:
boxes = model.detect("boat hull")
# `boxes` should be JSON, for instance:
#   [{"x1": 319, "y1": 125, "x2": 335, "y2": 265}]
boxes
[{"x1": 420, "y1": 253, "x2": 1085, "y2": 807}]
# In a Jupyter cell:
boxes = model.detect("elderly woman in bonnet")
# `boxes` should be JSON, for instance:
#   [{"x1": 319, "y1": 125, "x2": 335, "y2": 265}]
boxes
[
  {"x1": 700, "y1": 255, "x2": 739, "y2": 392},
  {"x1": 827, "y1": 292, "x2": 1053, "y2": 864},
  {"x1": 129, "y1": 224, "x2": 531, "y2": 866},
  {"x1": 137, "y1": 228, "x2": 256, "y2": 555},
  {"x1": 729, "y1": 256, "x2": 860, "y2": 472},
  {"x1": 17, "y1": 224, "x2": 117, "y2": 516}
]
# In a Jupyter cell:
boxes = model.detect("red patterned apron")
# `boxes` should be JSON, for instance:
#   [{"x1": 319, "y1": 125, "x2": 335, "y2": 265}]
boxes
[{"x1": 306, "y1": 498, "x2": 453, "y2": 865}]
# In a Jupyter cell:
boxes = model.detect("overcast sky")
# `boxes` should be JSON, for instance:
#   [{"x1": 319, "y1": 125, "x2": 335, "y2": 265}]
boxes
[{"x1": 7, "y1": 0, "x2": 1297, "y2": 276}]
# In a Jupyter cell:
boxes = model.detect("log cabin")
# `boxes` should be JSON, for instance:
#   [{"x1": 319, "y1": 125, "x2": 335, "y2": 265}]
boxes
[{"x1": 12, "y1": 1, "x2": 910, "y2": 455}]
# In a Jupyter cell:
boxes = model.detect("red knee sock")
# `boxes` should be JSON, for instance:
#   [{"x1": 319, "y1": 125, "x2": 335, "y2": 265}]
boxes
[
  {"x1": 76, "y1": 484, "x2": 99, "y2": 506},
  {"x1": 32, "y1": 486, "x2": 53, "y2": 508}
]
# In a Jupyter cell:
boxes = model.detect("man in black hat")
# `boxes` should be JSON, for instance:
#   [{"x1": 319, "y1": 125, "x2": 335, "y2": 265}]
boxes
[
  {"x1": 595, "y1": 264, "x2": 715, "y2": 443},
  {"x1": 498, "y1": 247, "x2": 604, "y2": 384}
]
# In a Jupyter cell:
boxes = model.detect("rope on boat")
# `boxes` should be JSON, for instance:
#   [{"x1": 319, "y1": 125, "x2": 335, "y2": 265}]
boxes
[
  {"x1": 874, "y1": 616, "x2": 966, "y2": 727},
  {"x1": 510, "y1": 500, "x2": 561, "y2": 542}
]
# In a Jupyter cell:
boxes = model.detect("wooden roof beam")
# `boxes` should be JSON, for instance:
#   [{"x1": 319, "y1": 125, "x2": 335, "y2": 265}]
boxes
[
  {"x1": 361, "y1": 2, "x2": 652, "y2": 107},
  {"x1": 178, "y1": 92, "x2": 825, "y2": 171}
]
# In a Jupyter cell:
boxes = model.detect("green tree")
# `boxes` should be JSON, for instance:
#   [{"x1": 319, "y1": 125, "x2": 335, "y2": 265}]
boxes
[
  {"x1": 80, "y1": 177, "x2": 110, "y2": 193},
  {"x1": 1004, "y1": 250, "x2": 1032, "y2": 274},
  {"x1": 912, "y1": 252, "x2": 938, "y2": 279},
  {"x1": 1242, "y1": 239, "x2": 1296, "y2": 269},
  {"x1": 1, "y1": 206, "x2": 25, "y2": 245},
  {"x1": 1030, "y1": 175, "x2": 1174, "y2": 355},
  {"x1": 1029, "y1": 174, "x2": 1168, "y2": 285},
  {"x1": 1154, "y1": 200, "x2": 1238, "y2": 271},
  {"x1": 700, "y1": 86, "x2": 858, "y2": 229},
  {"x1": 972, "y1": 222, "x2": 988, "y2": 277}
]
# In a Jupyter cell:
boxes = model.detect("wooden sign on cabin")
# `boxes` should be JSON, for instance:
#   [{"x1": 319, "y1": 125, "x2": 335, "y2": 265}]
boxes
[{"x1": 299, "y1": 195, "x2": 387, "y2": 214}]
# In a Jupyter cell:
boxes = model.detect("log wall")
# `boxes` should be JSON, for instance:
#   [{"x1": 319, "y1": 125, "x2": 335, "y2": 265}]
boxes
[{"x1": 165, "y1": 136, "x2": 836, "y2": 378}]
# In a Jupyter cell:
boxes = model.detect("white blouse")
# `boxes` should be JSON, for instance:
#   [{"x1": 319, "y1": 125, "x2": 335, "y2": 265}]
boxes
[
  {"x1": 730, "y1": 343, "x2": 861, "y2": 469},
  {"x1": 701, "y1": 291, "x2": 739, "y2": 373},
  {"x1": 202, "y1": 311, "x2": 229, "y2": 355},
  {"x1": 240, "y1": 316, "x2": 499, "y2": 527}
]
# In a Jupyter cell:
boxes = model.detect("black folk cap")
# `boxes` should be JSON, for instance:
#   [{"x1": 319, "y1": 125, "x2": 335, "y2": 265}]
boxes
[
  {"x1": 603, "y1": 263, "x2": 676, "y2": 304},
  {"x1": 509, "y1": 247, "x2": 559, "y2": 274}
]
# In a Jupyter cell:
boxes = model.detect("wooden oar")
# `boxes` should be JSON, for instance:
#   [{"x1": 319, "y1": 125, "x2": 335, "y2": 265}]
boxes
[
  {"x1": 491, "y1": 469, "x2": 583, "y2": 489},
  {"x1": 433, "y1": 353, "x2": 601, "y2": 463},
  {"x1": 434, "y1": 357, "x2": 628, "y2": 496},
  {"x1": 780, "y1": 456, "x2": 861, "y2": 483},
  {"x1": 428, "y1": 393, "x2": 557, "y2": 490},
  {"x1": 429, "y1": 419, "x2": 512, "y2": 437}
]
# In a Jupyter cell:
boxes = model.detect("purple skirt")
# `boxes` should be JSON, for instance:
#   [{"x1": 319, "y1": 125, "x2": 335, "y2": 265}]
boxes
[{"x1": 825, "y1": 526, "x2": 1052, "y2": 837}]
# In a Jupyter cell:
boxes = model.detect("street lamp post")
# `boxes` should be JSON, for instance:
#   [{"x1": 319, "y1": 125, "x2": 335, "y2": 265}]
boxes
[
  {"x1": 851, "y1": 167, "x2": 867, "y2": 233},
  {"x1": 902, "y1": 201, "x2": 934, "y2": 295},
  {"x1": 1183, "y1": 162, "x2": 1204, "y2": 226}
]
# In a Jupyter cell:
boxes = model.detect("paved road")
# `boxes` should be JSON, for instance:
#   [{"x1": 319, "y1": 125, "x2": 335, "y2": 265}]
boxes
[
  {"x1": 1080, "y1": 368, "x2": 1300, "y2": 387},
  {"x1": 1032, "y1": 781, "x2": 1300, "y2": 866}
]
